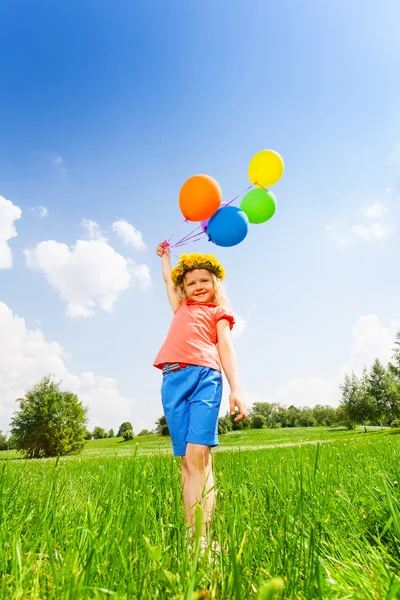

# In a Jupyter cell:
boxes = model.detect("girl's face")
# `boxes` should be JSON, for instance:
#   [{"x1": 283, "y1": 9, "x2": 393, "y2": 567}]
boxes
[{"x1": 183, "y1": 269, "x2": 214, "y2": 303}]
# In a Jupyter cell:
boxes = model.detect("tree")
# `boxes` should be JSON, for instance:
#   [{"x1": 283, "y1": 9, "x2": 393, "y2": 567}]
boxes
[
  {"x1": 250, "y1": 402, "x2": 274, "y2": 422},
  {"x1": 108, "y1": 429, "x2": 115, "y2": 438},
  {"x1": 312, "y1": 405, "x2": 336, "y2": 426},
  {"x1": 365, "y1": 359, "x2": 392, "y2": 427},
  {"x1": 0, "y1": 430, "x2": 8, "y2": 451},
  {"x1": 155, "y1": 416, "x2": 170, "y2": 436},
  {"x1": 251, "y1": 414, "x2": 266, "y2": 429},
  {"x1": 388, "y1": 331, "x2": 400, "y2": 379},
  {"x1": 297, "y1": 408, "x2": 316, "y2": 427},
  {"x1": 10, "y1": 376, "x2": 87, "y2": 458},
  {"x1": 123, "y1": 428, "x2": 135, "y2": 441},
  {"x1": 84, "y1": 429, "x2": 92, "y2": 440},
  {"x1": 286, "y1": 406, "x2": 301, "y2": 428},
  {"x1": 117, "y1": 422, "x2": 134, "y2": 437},
  {"x1": 137, "y1": 429, "x2": 153, "y2": 436},
  {"x1": 92, "y1": 426, "x2": 106, "y2": 439},
  {"x1": 218, "y1": 413, "x2": 233, "y2": 435},
  {"x1": 340, "y1": 370, "x2": 373, "y2": 432},
  {"x1": 231, "y1": 414, "x2": 251, "y2": 431}
]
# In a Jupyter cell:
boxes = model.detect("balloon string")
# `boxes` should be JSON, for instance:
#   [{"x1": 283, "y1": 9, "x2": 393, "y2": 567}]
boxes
[
  {"x1": 167, "y1": 218, "x2": 188, "y2": 243},
  {"x1": 173, "y1": 231, "x2": 206, "y2": 248},
  {"x1": 171, "y1": 223, "x2": 203, "y2": 247},
  {"x1": 171, "y1": 184, "x2": 254, "y2": 248},
  {"x1": 174, "y1": 237, "x2": 205, "y2": 251},
  {"x1": 254, "y1": 182, "x2": 270, "y2": 192},
  {"x1": 224, "y1": 184, "x2": 253, "y2": 207}
]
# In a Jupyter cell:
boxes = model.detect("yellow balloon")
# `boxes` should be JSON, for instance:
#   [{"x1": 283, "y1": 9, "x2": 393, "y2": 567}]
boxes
[{"x1": 248, "y1": 149, "x2": 284, "y2": 188}]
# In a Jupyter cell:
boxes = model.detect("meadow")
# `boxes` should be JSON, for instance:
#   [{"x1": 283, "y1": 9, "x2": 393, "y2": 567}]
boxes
[{"x1": 0, "y1": 427, "x2": 399, "y2": 600}]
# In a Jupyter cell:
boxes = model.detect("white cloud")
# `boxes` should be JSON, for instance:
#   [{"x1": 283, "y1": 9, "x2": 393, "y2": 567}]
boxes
[
  {"x1": 0, "y1": 195, "x2": 22, "y2": 269},
  {"x1": 340, "y1": 315, "x2": 398, "y2": 377},
  {"x1": 362, "y1": 202, "x2": 388, "y2": 220},
  {"x1": 81, "y1": 219, "x2": 106, "y2": 241},
  {"x1": 24, "y1": 236, "x2": 149, "y2": 318},
  {"x1": 232, "y1": 314, "x2": 247, "y2": 339},
  {"x1": 245, "y1": 314, "x2": 399, "y2": 411},
  {"x1": 32, "y1": 206, "x2": 48, "y2": 218},
  {"x1": 0, "y1": 302, "x2": 138, "y2": 434},
  {"x1": 130, "y1": 262, "x2": 151, "y2": 291},
  {"x1": 54, "y1": 156, "x2": 63, "y2": 165},
  {"x1": 112, "y1": 220, "x2": 146, "y2": 250},
  {"x1": 350, "y1": 223, "x2": 388, "y2": 241}
]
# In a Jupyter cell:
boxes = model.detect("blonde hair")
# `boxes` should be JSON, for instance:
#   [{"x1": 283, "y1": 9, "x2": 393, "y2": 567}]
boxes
[{"x1": 176, "y1": 271, "x2": 230, "y2": 308}]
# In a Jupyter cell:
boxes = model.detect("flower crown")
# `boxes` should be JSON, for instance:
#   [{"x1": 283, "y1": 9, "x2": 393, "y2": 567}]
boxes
[{"x1": 171, "y1": 253, "x2": 226, "y2": 286}]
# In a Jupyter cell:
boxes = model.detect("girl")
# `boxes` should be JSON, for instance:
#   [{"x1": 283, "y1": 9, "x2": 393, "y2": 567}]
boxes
[{"x1": 154, "y1": 242, "x2": 247, "y2": 541}]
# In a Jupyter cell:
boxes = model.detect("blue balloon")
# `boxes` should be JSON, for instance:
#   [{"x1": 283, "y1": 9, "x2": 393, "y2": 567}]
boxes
[{"x1": 206, "y1": 206, "x2": 249, "y2": 247}]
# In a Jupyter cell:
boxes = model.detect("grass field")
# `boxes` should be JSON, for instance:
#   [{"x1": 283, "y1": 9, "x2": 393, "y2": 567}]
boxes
[{"x1": 1, "y1": 427, "x2": 399, "y2": 599}]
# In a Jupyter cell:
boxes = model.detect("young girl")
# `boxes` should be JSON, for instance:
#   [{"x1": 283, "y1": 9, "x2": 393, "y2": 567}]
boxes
[{"x1": 154, "y1": 242, "x2": 247, "y2": 541}]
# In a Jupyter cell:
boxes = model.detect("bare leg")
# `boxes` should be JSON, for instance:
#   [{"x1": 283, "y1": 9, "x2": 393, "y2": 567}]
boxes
[
  {"x1": 181, "y1": 456, "x2": 190, "y2": 525},
  {"x1": 183, "y1": 443, "x2": 215, "y2": 535}
]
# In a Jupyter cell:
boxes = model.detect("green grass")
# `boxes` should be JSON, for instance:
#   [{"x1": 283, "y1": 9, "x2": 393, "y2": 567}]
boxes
[{"x1": 1, "y1": 428, "x2": 399, "y2": 599}]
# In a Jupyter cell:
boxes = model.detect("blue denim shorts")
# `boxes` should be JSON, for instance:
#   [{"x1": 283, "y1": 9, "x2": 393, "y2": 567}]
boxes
[{"x1": 161, "y1": 365, "x2": 223, "y2": 456}]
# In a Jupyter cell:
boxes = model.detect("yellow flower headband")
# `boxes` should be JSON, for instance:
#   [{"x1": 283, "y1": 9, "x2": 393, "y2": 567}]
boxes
[{"x1": 171, "y1": 253, "x2": 226, "y2": 286}]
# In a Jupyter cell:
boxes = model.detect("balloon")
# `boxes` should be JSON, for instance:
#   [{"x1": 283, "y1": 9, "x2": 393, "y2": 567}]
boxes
[
  {"x1": 201, "y1": 202, "x2": 228, "y2": 234},
  {"x1": 207, "y1": 206, "x2": 249, "y2": 247},
  {"x1": 248, "y1": 150, "x2": 284, "y2": 188},
  {"x1": 179, "y1": 174, "x2": 222, "y2": 222},
  {"x1": 240, "y1": 188, "x2": 276, "y2": 224}
]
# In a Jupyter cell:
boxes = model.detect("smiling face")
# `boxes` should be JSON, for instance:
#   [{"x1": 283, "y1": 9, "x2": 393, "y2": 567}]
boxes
[{"x1": 183, "y1": 269, "x2": 215, "y2": 303}]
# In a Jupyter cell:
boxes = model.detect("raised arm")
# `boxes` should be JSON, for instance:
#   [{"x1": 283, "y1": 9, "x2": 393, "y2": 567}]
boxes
[{"x1": 156, "y1": 242, "x2": 181, "y2": 312}]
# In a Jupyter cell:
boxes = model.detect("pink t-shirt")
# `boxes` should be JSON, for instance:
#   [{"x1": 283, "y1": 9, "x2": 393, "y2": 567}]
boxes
[{"x1": 153, "y1": 301, "x2": 235, "y2": 372}]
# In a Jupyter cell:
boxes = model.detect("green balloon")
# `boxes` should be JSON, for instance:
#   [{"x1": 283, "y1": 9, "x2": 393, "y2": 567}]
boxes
[{"x1": 240, "y1": 188, "x2": 276, "y2": 224}]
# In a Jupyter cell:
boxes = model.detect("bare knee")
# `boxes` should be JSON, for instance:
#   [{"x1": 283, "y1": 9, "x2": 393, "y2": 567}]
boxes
[{"x1": 186, "y1": 443, "x2": 211, "y2": 474}]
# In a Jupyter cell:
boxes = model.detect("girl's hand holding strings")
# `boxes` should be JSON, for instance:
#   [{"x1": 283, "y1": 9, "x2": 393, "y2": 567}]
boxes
[{"x1": 156, "y1": 241, "x2": 170, "y2": 257}]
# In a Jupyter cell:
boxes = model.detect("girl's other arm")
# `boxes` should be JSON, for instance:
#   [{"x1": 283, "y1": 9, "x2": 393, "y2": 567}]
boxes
[
  {"x1": 216, "y1": 319, "x2": 247, "y2": 422},
  {"x1": 156, "y1": 242, "x2": 180, "y2": 312}
]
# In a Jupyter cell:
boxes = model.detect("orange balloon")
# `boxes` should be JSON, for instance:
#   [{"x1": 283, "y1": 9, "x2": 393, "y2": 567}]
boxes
[{"x1": 179, "y1": 174, "x2": 222, "y2": 221}]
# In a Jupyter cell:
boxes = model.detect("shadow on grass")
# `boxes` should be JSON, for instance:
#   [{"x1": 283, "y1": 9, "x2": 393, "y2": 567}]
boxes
[
  {"x1": 388, "y1": 428, "x2": 400, "y2": 435},
  {"x1": 0, "y1": 452, "x2": 27, "y2": 461}
]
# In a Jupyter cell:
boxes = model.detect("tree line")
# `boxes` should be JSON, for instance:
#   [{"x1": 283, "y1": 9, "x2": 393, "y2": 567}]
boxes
[
  {"x1": 339, "y1": 333, "x2": 400, "y2": 431},
  {"x1": 1, "y1": 333, "x2": 400, "y2": 457}
]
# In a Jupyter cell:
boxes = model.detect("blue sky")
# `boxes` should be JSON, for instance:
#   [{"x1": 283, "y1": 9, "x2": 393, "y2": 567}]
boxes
[{"x1": 1, "y1": 0, "x2": 400, "y2": 434}]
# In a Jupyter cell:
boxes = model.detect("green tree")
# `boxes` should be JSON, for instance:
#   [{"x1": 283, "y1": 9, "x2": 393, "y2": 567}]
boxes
[
  {"x1": 250, "y1": 402, "x2": 274, "y2": 421},
  {"x1": 365, "y1": 359, "x2": 393, "y2": 427},
  {"x1": 137, "y1": 429, "x2": 153, "y2": 436},
  {"x1": 388, "y1": 331, "x2": 400, "y2": 379},
  {"x1": 312, "y1": 405, "x2": 336, "y2": 426},
  {"x1": 218, "y1": 413, "x2": 233, "y2": 434},
  {"x1": 231, "y1": 414, "x2": 251, "y2": 430},
  {"x1": 297, "y1": 408, "x2": 316, "y2": 427},
  {"x1": 84, "y1": 429, "x2": 92, "y2": 440},
  {"x1": 0, "y1": 430, "x2": 8, "y2": 451},
  {"x1": 387, "y1": 332, "x2": 400, "y2": 421},
  {"x1": 251, "y1": 414, "x2": 267, "y2": 429},
  {"x1": 155, "y1": 416, "x2": 170, "y2": 436},
  {"x1": 286, "y1": 405, "x2": 301, "y2": 427},
  {"x1": 108, "y1": 428, "x2": 115, "y2": 438},
  {"x1": 5, "y1": 434, "x2": 16, "y2": 449},
  {"x1": 92, "y1": 426, "x2": 106, "y2": 439},
  {"x1": 10, "y1": 376, "x2": 87, "y2": 458},
  {"x1": 340, "y1": 370, "x2": 373, "y2": 432},
  {"x1": 123, "y1": 428, "x2": 135, "y2": 441},
  {"x1": 117, "y1": 422, "x2": 134, "y2": 437}
]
